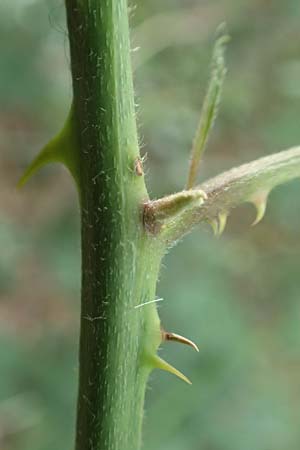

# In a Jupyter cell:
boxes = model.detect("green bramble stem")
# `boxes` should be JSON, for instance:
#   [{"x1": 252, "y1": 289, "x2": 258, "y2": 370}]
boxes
[{"x1": 65, "y1": 1, "x2": 163, "y2": 450}]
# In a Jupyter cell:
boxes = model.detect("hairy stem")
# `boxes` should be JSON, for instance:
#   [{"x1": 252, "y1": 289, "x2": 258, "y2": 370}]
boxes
[
  {"x1": 198, "y1": 146, "x2": 300, "y2": 222},
  {"x1": 65, "y1": 2, "x2": 162, "y2": 450}
]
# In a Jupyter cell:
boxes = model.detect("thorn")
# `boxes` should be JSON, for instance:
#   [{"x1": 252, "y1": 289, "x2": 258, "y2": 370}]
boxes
[
  {"x1": 152, "y1": 355, "x2": 192, "y2": 385},
  {"x1": 17, "y1": 146, "x2": 55, "y2": 188},
  {"x1": 217, "y1": 211, "x2": 228, "y2": 236},
  {"x1": 17, "y1": 106, "x2": 80, "y2": 188},
  {"x1": 250, "y1": 191, "x2": 269, "y2": 226},
  {"x1": 163, "y1": 331, "x2": 199, "y2": 352},
  {"x1": 208, "y1": 219, "x2": 218, "y2": 235}
]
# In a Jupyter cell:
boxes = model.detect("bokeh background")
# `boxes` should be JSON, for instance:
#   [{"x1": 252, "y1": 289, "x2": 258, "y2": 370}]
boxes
[{"x1": 1, "y1": 1, "x2": 300, "y2": 449}]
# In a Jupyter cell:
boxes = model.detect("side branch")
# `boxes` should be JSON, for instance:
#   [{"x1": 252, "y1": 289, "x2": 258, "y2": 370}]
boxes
[{"x1": 144, "y1": 146, "x2": 300, "y2": 244}]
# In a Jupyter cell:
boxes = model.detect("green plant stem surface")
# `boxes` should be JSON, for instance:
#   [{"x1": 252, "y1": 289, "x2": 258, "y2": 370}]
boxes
[{"x1": 65, "y1": 2, "x2": 162, "y2": 450}]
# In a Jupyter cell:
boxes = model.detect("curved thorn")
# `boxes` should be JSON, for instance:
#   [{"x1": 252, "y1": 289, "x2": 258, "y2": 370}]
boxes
[
  {"x1": 17, "y1": 141, "x2": 59, "y2": 188},
  {"x1": 163, "y1": 331, "x2": 199, "y2": 352},
  {"x1": 217, "y1": 211, "x2": 228, "y2": 236},
  {"x1": 17, "y1": 106, "x2": 80, "y2": 188},
  {"x1": 250, "y1": 191, "x2": 269, "y2": 226},
  {"x1": 152, "y1": 355, "x2": 192, "y2": 385},
  {"x1": 208, "y1": 219, "x2": 218, "y2": 235}
]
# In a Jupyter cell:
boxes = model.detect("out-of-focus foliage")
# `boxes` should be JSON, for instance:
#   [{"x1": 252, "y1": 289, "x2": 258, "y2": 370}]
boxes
[{"x1": 1, "y1": 1, "x2": 300, "y2": 449}]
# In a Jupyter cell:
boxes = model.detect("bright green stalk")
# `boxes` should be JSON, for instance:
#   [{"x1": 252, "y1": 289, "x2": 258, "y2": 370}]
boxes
[
  {"x1": 63, "y1": 2, "x2": 164, "y2": 450},
  {"x1": 63, "y1": 1, "x2": 196, "y2": 449}
]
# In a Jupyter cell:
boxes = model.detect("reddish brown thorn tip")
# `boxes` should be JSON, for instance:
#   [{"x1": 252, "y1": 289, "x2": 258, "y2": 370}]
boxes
[{"x1": 163, "y1": 331, "x2": 199, "y2": 352}]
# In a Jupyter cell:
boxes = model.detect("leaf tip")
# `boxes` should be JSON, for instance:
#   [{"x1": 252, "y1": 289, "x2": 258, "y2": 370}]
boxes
[{"x1": 215, "y1": 22, "x2": 231, "y2": 47}]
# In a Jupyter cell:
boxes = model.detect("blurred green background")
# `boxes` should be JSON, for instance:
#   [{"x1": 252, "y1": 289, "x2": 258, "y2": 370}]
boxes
[{"x1": 1, "y1": 1, "x2": 300, "y2": 449}]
